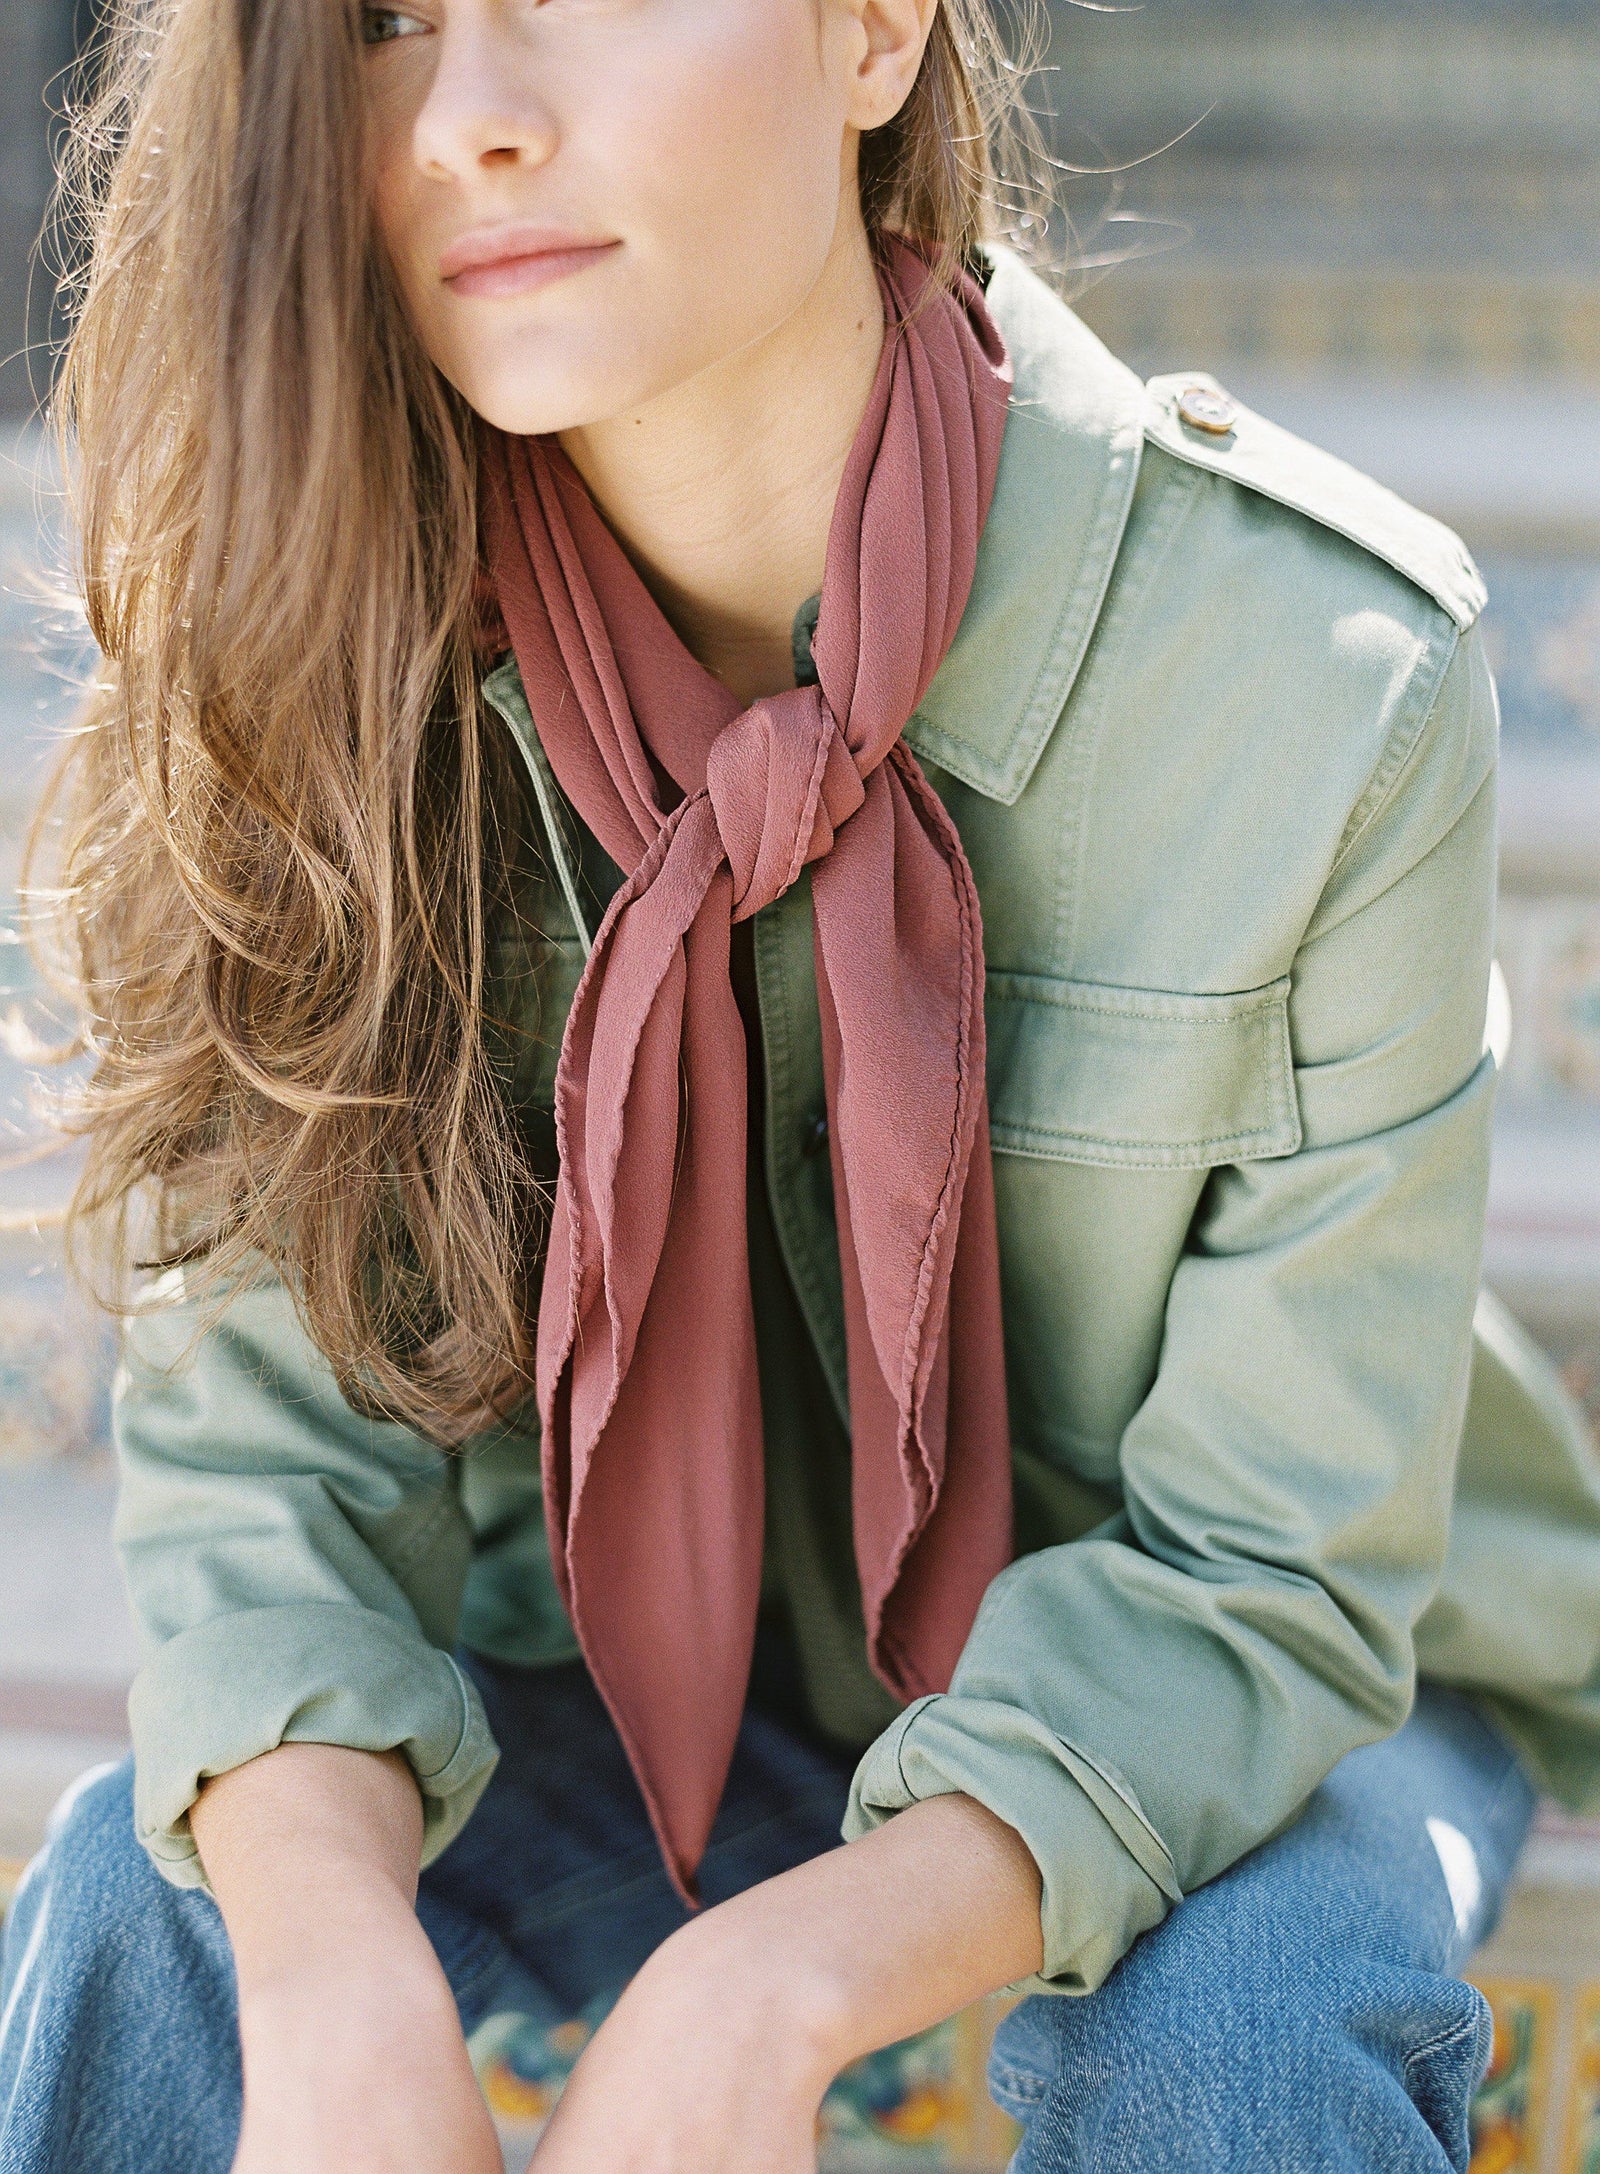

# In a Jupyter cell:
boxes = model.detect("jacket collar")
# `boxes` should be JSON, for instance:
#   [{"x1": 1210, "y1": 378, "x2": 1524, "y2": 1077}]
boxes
[{"x1": 904, "y1": 250, "x2": 1147, "y2": 805}]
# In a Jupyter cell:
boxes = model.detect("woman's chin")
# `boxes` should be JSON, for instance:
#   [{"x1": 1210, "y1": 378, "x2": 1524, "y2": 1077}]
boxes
[
  {"x1": 434, "y1": 282, "x2": 807, "y2": 442},
  {"x1": 433, "y1": 308, "x2": 690, "y2": 440},
  {"x1": 447, "y1": 362, "x2": 627, "y2": 441}
]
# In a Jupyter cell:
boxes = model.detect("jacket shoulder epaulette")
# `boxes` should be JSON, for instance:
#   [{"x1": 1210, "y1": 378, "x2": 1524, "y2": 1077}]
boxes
[{"x1": 1144, "y1": 372, "x2": 1485, "y2": 635}]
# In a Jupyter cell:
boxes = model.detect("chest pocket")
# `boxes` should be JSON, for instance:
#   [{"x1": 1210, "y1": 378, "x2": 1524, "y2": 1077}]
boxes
[{"x1": 986, "y1": 971, "x2": 1301, "y2": 1169}]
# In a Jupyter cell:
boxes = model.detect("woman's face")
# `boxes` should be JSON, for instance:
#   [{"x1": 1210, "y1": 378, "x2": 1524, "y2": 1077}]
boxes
[{"x1": 365, "y1": 0, "x2": 895, "y2": 437}]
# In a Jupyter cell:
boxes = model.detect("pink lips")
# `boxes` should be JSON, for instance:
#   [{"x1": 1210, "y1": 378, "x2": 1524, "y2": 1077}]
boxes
[{"x1": 439, "y1": 224, "x2": 620, "y2": 300}]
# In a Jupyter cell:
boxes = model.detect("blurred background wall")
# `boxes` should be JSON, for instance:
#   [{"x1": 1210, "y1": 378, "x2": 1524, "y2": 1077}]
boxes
[
  {"x1": 0, "y1": 0, "x2": 74, "y2": 423},
  {"x1": 1062, "y1": 0, "x2": 1599, "y2": 399}
]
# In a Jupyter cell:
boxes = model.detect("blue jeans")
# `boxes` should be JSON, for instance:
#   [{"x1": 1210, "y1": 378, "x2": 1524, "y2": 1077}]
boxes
[{"x1": 0, "y1": 1656, "x2": 1534, "y2": 2173}]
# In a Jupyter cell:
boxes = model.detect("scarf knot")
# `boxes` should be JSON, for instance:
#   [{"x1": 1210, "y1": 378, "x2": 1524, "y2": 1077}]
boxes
[{"x1": 704, "y1": 688, "x2": 866, "y2": 920}]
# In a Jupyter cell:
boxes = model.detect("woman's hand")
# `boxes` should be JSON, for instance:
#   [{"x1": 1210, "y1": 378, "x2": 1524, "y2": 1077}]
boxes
[
  {"x1": 527, "y1": 1792, "x2": 1044, "y2": 2174},
  {"x1": 192, "y1": 1740, "x2": 502, "y2": 2174}
]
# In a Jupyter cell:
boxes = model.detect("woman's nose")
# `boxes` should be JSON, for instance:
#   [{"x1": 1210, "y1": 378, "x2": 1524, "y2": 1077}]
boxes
[{"x1": 411, "y1": 9, "x2": 559, "y2": 180}]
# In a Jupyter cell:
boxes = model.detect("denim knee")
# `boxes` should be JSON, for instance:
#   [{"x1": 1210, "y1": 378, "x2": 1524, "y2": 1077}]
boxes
[
  {"x1": 22, "y1": 1759, "x2": 141, "y2": 1896},
  {"x1": 1, "y1": 1760, "x2": 241, "y2": 2174},
  {"x1": 989, "y1": 1931, "x2": 1492, "y2": 2174},
  {"x1": 3, "y1": 1761, "x2": 192, "y2": 1982},
  {"x1": 4, "y1": 1763, "x2": 132, "y2": 1992}
]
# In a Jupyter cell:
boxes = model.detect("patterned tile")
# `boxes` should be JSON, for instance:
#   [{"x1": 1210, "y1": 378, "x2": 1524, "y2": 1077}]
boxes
[
  {"x1": 471, "y1": 1996, "x2": 1021, "y2": 2172},
  {"x1": 1563, "y1": 1983, "x2": 1600, "y2": 2173},
  {"x1": 1469, "y1": 1977, "x2": 1559, "y2": 2173},
  {"x1": 1497, "y1": 897, "x2": 1600, "y2": 1109}
]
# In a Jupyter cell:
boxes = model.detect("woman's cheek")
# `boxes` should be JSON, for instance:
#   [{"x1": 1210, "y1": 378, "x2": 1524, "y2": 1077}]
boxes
[{"x1": 618, "y1": 65, "x2": 844, "y2": 344}]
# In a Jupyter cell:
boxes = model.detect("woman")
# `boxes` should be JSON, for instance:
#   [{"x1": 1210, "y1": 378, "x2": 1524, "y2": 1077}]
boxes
[{"x1": 3, "y1": 0, "x2": 1599, "y2": 2168}]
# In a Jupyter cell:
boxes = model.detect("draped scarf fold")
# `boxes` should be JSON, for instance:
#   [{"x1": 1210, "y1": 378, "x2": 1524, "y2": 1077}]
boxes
[{"x1": 484, "y1": 242, "x2": 1016, "y2": 1898}]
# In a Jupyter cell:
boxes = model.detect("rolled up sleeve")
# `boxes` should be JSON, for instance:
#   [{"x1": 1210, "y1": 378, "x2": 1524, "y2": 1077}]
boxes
[
  {"x1": 846, "y1": 1688, "x2": 1177, "y2": 1994},
  {"x1": 847, "y1": 622, "x2": 1500, "y2": 1993},
  {"x1": 115, "y1": 1275, "x2": 500, "y2": 1886}
]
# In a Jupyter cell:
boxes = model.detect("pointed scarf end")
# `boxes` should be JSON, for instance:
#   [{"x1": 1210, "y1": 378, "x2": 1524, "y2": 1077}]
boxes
[{"x1": 665, "y1": 1855, "x2": 705, "y2": 1914}]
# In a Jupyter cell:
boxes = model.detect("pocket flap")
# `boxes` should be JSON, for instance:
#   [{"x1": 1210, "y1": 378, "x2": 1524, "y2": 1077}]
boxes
[{"x1": 987, "y1": 972, "x2": 1301, "y2": 1169}]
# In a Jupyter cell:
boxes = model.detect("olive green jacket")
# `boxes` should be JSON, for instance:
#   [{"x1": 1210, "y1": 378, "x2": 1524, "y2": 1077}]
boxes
[{"x1": 114, "y1": 252, "x2": 1600, "y2": 1997}]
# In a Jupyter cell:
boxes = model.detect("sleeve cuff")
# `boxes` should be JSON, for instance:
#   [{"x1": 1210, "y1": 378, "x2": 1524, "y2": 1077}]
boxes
[
  {"x1": 844, "y1": 1692, "x2": 1181, "y2": 1996},
  {"x1": 129, "y1": 1603, "x2": 500, "y2": 1888}
]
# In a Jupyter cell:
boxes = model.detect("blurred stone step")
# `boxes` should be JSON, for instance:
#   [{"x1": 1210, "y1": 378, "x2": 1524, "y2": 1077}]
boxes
[
  {"x1": 0, "y1": 1459, "x2": 135, "y2": 1861},
  {"x1": 1486, "y1": 1115, "x2": 1600, "y2": 1328},
  {"x1": 1502, "y1": 758, "x2": 1600, "y2": 900},
  {"x1": 0, "y1": 1464, "x2": 137, "y2": 1684},
  {"x1": 0, "y1": 1737, "x2": 122, "y2": 1862}
]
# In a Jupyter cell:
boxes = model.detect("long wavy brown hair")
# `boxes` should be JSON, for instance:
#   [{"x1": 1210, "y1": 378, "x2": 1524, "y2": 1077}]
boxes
[{"x1": 35, "y1": 0, "x2": 1056, "y2": 1443}]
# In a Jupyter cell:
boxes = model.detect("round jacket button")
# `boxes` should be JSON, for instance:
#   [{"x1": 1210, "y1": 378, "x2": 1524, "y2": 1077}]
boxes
[{"x1": 1177, "y1": 384, "x2": 1239, "y2": 438}]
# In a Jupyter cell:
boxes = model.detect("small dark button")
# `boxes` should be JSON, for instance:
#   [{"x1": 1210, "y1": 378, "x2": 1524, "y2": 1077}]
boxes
[{"x1": 801, "y1": 1112, "x2": 829, "y2": 1158}]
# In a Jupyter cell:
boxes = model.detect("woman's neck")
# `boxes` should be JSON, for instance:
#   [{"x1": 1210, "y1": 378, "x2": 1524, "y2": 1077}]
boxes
[{"x1": 559, "y1": 221, "x2": 886, "y2": 708}]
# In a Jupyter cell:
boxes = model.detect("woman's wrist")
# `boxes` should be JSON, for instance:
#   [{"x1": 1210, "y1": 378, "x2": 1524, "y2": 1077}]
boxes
[
  {"x1": 230, "y1": 1888, "x2": 499, "y2": 2174},
  {"x1": 231, "y1": 1858, "x2": 441, "y2": 2019},
  {"x1": 645, "y1": 1792, "x2": 1046, "y2": 2085},
  {"x1": 639, "y1": 1897, "x2": 852, "y2": 2101}
]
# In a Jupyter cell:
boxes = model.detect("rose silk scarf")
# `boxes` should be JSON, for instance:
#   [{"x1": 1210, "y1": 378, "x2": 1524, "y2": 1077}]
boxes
[{"x1": 484, "y1": 243, "x2": 1016, "y2": 1899}]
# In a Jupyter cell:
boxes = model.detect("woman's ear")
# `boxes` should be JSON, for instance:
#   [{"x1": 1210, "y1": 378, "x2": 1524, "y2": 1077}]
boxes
[{"x1": 840, "y1": 0, "x2": 940, "y2": 133}]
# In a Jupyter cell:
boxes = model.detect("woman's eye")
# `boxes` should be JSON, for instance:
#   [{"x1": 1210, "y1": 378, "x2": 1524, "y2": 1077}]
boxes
[{"x1": 361, "y1": 6, "x2": 430, "y2": 44}]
